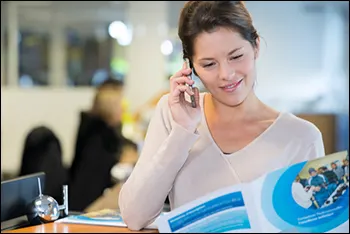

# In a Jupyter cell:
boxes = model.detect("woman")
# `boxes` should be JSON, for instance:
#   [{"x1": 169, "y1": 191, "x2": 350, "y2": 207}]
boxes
[
  {"x1": 69, "y1": 78, "x2": 137, "y2": 212},
  {"x1": 119, "y1": 1, "x2": 325, "y2": 230}
]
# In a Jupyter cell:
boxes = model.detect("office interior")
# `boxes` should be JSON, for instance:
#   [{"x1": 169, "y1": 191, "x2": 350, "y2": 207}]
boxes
[{"x1": 1, "y1": 1, "x2": 349, "y2": 214}]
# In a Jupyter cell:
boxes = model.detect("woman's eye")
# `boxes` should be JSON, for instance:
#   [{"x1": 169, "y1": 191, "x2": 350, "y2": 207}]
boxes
[
  {"x1": 230, "y1": 54, "x2": 243, "y2": 60},
  {"x1": 203, "y1": 63, "x2": 215, "y2": 68}
]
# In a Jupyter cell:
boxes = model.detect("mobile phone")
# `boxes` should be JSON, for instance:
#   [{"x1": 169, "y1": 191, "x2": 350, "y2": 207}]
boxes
[{"x1": 185, "y1": 58, "x2": 196, "y2": 108}]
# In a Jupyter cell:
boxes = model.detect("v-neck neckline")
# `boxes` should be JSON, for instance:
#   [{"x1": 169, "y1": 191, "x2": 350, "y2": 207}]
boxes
[{"x1": 199, "y1": 92, "x2": 284, "y2": 157}]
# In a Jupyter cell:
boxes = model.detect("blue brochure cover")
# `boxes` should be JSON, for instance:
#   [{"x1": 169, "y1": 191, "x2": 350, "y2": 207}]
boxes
[{"x1": 156, "y1": 151, "x2": 349, "y2": 233}]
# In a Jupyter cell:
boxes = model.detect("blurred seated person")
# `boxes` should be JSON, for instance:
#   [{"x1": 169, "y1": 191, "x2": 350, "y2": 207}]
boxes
[
  {"x1": 331, "y1": 162, "x2": 345, "y2": 182},
  {"x1": 84, "y1": 142, "x2": 139, "y2": 212},
  {"x1": 84, "y1": 142, "x2": 172, "y2": 213},
  {"x1": 342, "y1": 159, "x2": 349, "y2": 182},
  {"x1": 318, "y1": 166, "x2": 339, "y2": 186},
  {"x1": 68, "y1": 78, "x2": 138, "y2": 212},
  {"x1": 298, "y1": 176, "x2": 309, "y2": 188},
  {"x1": 292, "y1": 175, "x2": 315, "y2": 209},
  {"x1": 308, "y1": 168, "x2": 327, "y2": 187},
  {"x1": 307, "y1": 167, "x2": 333, "y2": 207}
]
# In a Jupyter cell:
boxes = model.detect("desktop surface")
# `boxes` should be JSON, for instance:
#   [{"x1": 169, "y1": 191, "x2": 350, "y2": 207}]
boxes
[{"x1": 1, "y1": 222, "x2": 158, "y2": 233}]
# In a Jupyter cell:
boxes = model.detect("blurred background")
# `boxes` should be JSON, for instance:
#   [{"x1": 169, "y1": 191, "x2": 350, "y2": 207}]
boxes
[{"x1": 0, "y1": 1, "x2": 349, "y2": 211}]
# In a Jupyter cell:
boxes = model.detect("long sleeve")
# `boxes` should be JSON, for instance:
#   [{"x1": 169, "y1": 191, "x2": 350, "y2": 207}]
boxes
[{"x1": 118, "y1": 95, "x2": 200, "y2": 231}]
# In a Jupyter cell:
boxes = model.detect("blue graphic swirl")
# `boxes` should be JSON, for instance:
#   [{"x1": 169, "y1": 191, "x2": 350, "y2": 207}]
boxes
[{"x1": 261, "y1": 161, "x2": 348, "y2": 232}]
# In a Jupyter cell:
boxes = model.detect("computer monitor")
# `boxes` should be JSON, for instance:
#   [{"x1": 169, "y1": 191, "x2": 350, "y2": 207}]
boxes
[{"x1": 1, "y1": 172, "x2": 45, "y2": 230}]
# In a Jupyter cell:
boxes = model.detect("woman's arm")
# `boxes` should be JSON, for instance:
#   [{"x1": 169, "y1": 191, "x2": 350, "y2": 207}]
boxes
[{"x1": 118, "y1": 95, "x2": 200, "y2": 231}]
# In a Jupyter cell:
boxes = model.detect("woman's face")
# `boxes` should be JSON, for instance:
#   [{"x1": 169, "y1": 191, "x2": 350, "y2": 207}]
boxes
[
  {"x1": 110, "y1": 96, "x2": 123, "y2": 126},
  {"x1": 192, "y1": 27, "x2": 259, "y2": 107},
  {"x1": 99, "y1": 90, "x2": 123, "y2": 126}
]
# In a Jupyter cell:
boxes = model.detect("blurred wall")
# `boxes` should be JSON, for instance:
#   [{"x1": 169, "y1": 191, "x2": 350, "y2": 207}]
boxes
[
  {"x1": 1, "y1": 88, "x2": 95, "y2": 174},
  {"x1": 1, "y1": 1, "x2": 348, "y2": 176},
  {"x1": 246, "y1": 1, "x2": 348, "y2": 114}
]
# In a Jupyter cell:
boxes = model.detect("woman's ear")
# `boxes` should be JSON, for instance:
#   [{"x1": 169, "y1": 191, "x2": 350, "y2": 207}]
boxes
[{"x1": 254, "y1": 37, "x2": 260, "y2": 59}]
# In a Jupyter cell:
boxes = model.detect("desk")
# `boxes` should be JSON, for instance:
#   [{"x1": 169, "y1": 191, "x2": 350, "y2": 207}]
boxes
[{"x1": 2, "y1": 223, "x2": 159, "y2": 233}]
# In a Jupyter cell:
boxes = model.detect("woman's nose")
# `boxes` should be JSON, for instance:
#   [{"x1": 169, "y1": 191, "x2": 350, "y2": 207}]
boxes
[{"x1": 220, "y1": 67, "x2": 235, "y2": 81}]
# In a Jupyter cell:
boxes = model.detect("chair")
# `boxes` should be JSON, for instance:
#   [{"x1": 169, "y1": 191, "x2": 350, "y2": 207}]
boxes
[{"x1": 19, "y1": 126, "x2": 68, "y2": 204}]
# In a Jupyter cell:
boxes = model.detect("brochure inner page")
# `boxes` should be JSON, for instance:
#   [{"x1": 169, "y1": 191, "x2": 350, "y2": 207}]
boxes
[{"x1": 156, "y1": 184, "x2": 261, "y2": 233}]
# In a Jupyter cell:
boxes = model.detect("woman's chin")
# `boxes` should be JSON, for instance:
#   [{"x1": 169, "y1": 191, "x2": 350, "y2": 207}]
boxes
[{"x1": 214, "y1": 94, "x2": 246, "y2": 107}]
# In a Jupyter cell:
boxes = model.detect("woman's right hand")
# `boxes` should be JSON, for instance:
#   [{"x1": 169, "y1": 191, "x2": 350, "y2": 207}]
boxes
[{"x1": 168, "y1": 62, "x2": 201, "y2": 132}]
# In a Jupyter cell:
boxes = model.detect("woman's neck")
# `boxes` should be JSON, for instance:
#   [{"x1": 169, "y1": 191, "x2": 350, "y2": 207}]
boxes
[{"x1": 206, "y1": 91, "x2": 263, "y2": 124}]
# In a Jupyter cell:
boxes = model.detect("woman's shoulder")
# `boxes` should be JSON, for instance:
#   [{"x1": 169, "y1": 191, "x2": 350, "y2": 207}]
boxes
[{"x1": 277, "y1": 112, "x2": 322, "y2": 141}]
